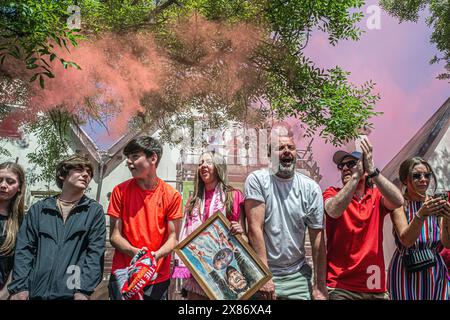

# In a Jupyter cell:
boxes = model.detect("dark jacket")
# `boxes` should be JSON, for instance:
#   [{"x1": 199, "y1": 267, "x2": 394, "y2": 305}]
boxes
[{"x1": 8, "y1": 195, "x2": 106, "y2": 299}]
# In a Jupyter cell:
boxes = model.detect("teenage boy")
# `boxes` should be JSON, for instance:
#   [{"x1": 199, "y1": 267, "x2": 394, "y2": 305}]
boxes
[
  {"x1": 108, "y1": 135, "x2": 182, "y2": 300},
  {"x1": 9, "y1": 155, "x2": 106, "y2": 300}
]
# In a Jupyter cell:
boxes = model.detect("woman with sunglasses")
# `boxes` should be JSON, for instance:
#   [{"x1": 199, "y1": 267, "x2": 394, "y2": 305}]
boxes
[{"x1": 388, "y1": 157, "x2": 450, "y2": 300}]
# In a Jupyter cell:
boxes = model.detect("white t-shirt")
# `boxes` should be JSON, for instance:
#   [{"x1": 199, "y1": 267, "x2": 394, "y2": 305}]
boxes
[{"x1": 245, "y1": 168, "x2": 324, "y2": 276}]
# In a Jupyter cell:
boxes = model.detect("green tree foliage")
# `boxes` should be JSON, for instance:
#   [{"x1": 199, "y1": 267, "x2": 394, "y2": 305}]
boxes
[
  {"x1": 24, "y1": 109, "x2": 72, "y2": 188},
  {"x1": 143, "y1": 0, "x2": 380, "y2": 145},
  {"x1": 381, "y1": 0, "x2": 450, "y2": 81},
  {"x1": 0, "y1": 0, "x2": 83, "y2": 87},
  {"x1": 2, "y1": 0, "x2": 381, "y2": 150}
]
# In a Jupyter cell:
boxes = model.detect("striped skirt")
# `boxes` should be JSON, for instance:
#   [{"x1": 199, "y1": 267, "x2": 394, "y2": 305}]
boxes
[{"x1": 388, "y1": 249, "x2": 449, "y2": 300}]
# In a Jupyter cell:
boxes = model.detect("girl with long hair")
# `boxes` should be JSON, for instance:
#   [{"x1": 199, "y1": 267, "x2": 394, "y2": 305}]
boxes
[
  {"x1": 0, "y1": 162, "x2": 26, "y2": 299},
  {"x1": 172, "y1": 151, "x2": 247, "y2": 300}
]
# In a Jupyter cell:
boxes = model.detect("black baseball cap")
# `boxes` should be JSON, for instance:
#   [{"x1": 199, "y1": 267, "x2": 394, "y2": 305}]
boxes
[{"x1": 332, "y1": 151, "x2": 362, "y2": 165}]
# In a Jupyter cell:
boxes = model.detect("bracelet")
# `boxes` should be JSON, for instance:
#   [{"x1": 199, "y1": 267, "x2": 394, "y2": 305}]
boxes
[{"x1": 415, "y1": 211, "x2": 425, "y2": 221}]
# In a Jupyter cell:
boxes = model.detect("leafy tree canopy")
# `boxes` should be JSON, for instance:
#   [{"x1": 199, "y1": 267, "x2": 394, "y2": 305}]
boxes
[{"x1": 1, "y1": 0, "x2": 381, "y2": 150}]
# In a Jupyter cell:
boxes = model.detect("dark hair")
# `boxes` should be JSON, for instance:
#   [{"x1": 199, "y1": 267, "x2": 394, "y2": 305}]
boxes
[
  {"x1": 55, "y1": 154, "x2": 94, "y2": 189},
  {"x1": 226, "y1": 265, "x2": 238, "y2": 278},
  {"x1": 225, "y1": 265, "x2": 247, "y2": 293},
  {"x1": 123, "y1": 135, "x2": 163, "y2": 167},
  {"x1": 399, "y1": 157, "x2": 437, "y2": 196}
]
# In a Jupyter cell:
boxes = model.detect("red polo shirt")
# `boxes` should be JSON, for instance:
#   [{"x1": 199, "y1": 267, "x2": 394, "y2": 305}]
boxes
[{"x1": 323, "y1": 187, "x2": 389, "y2": 293}]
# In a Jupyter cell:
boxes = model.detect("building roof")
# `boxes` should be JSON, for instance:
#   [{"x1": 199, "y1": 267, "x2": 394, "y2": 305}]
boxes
[
  {"x1": 382, "y1": 97, "x2": 450, "y2": 185},
  {"x1": 68, "y1": 121, "x2": 155, "y2": 179}
]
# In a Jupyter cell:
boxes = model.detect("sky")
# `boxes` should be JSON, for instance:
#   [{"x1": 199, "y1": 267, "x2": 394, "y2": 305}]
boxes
[
  {"x1": 302, "y1": 0, "x2": 449, "y2": 189},
  {"x1": 81, "y1": 0, "x2": 450, "y2": 189}
]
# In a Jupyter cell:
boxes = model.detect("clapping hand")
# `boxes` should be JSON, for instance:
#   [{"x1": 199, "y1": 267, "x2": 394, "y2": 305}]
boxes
[
  {"x1": 360, "y1": 137, "x2": 375, "y2": 175},
  {"x1": 418, "y1": 197, "x2": 447, "y2": 218}
]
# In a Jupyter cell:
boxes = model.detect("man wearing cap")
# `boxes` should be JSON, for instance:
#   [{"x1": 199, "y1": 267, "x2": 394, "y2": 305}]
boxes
[{"x1": 323, "y1": 137, "x2": 403, "y2": 300}]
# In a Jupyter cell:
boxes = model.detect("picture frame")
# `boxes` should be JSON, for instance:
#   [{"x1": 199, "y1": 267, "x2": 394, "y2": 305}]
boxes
[{"x1": 174, "y1": 211, "x2": 272, "y2": 300}]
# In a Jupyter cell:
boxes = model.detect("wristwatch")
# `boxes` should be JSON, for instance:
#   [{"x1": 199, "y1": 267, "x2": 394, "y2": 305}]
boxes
[{"x1": 367, "y1": 168, "x2": 380, "y2": 178}]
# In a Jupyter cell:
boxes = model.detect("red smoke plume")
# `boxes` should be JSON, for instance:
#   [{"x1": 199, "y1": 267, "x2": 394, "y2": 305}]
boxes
[{"x1": 0, "y1": 15, "x2": 263, "y2": 143}]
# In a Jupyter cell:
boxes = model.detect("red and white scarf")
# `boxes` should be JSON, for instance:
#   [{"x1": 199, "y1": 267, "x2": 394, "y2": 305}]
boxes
[{"x1": 172, "y1": 184, "x2": 226, "y2": 279}]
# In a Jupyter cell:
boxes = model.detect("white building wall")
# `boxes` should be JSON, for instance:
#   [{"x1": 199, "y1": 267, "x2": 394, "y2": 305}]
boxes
[{"x1": 0, "y1": 133, "x2": 78, "y2": 207}]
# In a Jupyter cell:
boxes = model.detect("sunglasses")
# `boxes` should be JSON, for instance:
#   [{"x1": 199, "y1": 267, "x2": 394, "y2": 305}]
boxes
[
  {"x1": 337, "y1": 160, "x2": 358, "y2": 170},
  {"x1": 412, "y1": 172, "x2": 432, "y2": 180}
]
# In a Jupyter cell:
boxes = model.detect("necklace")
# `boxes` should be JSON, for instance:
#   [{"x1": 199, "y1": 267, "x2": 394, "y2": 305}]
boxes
[
  {"x1": 58, "y1": 196, "x2": 79, "y2": 204},
  {"x1": 57, "y1": 198, "x2": 76, "y2": 222}
]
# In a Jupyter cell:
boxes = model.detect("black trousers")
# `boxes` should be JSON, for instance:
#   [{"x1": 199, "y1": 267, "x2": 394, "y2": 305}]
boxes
[{"x1": 108, "y1": 274, "x2": 170, "y2": 300}]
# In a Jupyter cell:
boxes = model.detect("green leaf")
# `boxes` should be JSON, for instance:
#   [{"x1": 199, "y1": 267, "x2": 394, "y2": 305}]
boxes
[
  {"x1": 69, "y1": 61, "x2": 82, "y2": 70},
  {"x1": 30, "y1": 73, "x2": 39, "y2": 82},
  {"x1": 39, "y1": 75, "x2": 45, "y2": 89},
  {"x1": 62, "y1": 38, "x2": 69, "y2": 50},
  {"x1": 25, "y1": 51, "x2": 35, "y2": 61},
  {"x1": 69, "y1": 38, "x2": 78, "y2": 47},
  {"x1": 40, "y1": 58, "x2": 51, "y2": 68},
  {"x1": 44, "y1": 72, "x2": 55, "y2": 79},
  {"x1": 60, "y1": 58, "x2": 68, "y2": 69},
  {"x1": 27, "y1": 57, "x2": 38, "y2": 64},
  {"x1": 14, "y1": 45, "x2": 21, "y2": 57},
  {"x1": 53, "y1": 36, "x2": 62, "y2": 47}
]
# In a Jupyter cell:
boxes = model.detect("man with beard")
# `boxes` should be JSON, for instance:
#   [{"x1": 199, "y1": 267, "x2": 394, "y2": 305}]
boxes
[
  {"x1": 244, "y1": 125, "x2": 327, "y2": 300},
  {"x1": 224, "y1": 265, "x2": 253, "y2": 299},
  {"x1": 323, "y1": 137, "x2": 403, "y2": 300}
]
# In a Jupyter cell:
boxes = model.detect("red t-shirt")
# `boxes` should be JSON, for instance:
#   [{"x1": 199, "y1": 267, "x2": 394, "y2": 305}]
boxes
[
  {"x1": 108, "y1": 178, "x2": 182, "y2": 284},
  {"x1": 323, "y1": 187, "x2": 389, "y2": 293}
]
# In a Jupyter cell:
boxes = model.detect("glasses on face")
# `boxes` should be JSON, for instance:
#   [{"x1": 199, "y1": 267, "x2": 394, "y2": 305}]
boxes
[
  {"x1": 412, "y1": 172, "x2": 432, "y2": 180},
  {"x1": 337, "y1": 160, "x2": 358, "y2": 171}
]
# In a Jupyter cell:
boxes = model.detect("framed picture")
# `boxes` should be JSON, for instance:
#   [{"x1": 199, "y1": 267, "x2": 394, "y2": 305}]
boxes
[{"x1": 174, "y1": 211, "x2": 272, "y2": 300}]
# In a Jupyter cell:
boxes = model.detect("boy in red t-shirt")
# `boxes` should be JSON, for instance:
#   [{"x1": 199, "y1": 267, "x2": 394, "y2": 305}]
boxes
[
  {"x1": 323, "y1": 137, "x2": 404, "y2": 300},
  {"x1": 107, "y1": 135, "x2": 182, "y2": 300}
]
